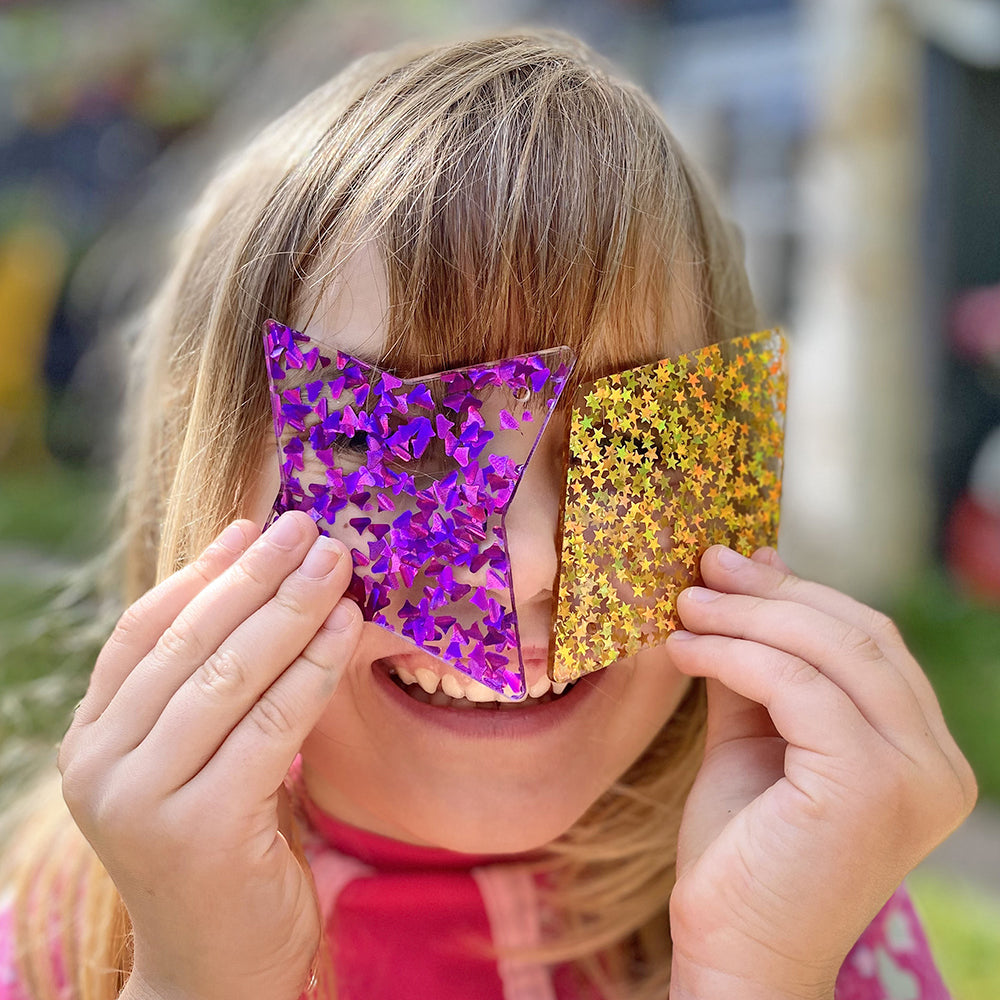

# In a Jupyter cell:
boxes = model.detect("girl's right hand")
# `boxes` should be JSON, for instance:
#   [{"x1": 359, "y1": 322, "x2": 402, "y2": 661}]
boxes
[{"x1": 58, "y1": 511, "x2": 361, "y2": 1000}]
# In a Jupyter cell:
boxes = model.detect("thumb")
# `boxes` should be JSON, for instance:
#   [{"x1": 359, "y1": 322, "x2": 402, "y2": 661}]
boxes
[
  {"x1": 677, "y1": 680, "x2": 786, "y2": 876},
  {"x1": 703, "y1": 676, "x2": 779, "y2": 750}
]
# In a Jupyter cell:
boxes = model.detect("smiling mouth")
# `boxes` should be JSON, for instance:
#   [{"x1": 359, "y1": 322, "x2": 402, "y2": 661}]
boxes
[{"x1": 379, "y1": 658, "x2": 578, "y2": 709}]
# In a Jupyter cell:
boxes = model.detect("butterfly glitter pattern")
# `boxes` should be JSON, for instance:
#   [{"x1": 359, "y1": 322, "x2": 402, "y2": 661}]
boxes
[
  {"x1": 264, "y1": 320, "x2": 574, "y2": 700},
  {"x1": 264, "y1": 321, "x2": 787, "y2": 699}
]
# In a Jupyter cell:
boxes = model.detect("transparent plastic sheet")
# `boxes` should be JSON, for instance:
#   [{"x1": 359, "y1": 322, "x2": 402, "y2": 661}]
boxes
[
  {"x1": 264, "y1": 321, "x2": 786, "y2": 698},
  {"x1": 264, "y1": 320, "x2": 574, "y2": 700},
  {"x1": 551, "y1": 329, "x2": 787, "y2": 682}
]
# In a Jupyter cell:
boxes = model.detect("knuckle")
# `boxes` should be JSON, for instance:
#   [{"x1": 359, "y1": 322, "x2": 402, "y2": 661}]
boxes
[
  {"x1": 59, "y1": 759, "x2": 89, "y2": 811},
  {"x1": 271, "y1": 584, "x2": 311, "y2": 620},
  {"x1": 942, "y1": 771, "x2": 975, "y2": 826},
  {"x1": 774, "y1": 652, "x2": 818, "y2": 690},
  {"x1": 880, "y1": 747, "x2": 976, "y2": 838},
  {"x1": 865, "y1": 607, "x2": 900, "y2": 643},
  {"x1": 742, "y1": 594, "x2": 771, "y2": 618},
  {"x1": 230, "y1": 553, "x2": 272, "y2": 590},
  {"x1": 157, "y1": 616, "x2": 204, "y2": 663},
  {"x1": 248, "y1": 692, "x2": 298, "y2": 740},
  {"x1": 193, "y1": 647, "x2": 253, "y2": 699},
  {"x1": 772, "y1": 572, "x2": 802, "y2": 600},
  {"x1": 959, "y1": 761, "x2": 979, "y2": 816},
  {"x1": 110, "y1": 600, "x2": 150, "y2": 643},
  {"x1": 933, "y1": 754, "x2": 978, "y2": 825},
  {"x1": 188, "y1": 553, "x2": 218, "y2": 588},
  {"x1": 838, "y1": 622, "x2": 884, "y2": 662},
  {"x1": 60, "y1": 756, "x2": 115, "y2": 828},
  {"x1": 56, "y1": 736, "x2": 78, "y2": 780}
]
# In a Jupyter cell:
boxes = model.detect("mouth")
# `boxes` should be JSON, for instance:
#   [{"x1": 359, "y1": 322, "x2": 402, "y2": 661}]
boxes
[{"x1": 378, "y1": 657, "x2": 578, "y2": 709}]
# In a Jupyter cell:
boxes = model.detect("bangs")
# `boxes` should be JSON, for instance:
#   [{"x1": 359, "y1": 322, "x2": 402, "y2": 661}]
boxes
[{"x1": 290, "y1": 36, "x2": 712, "y2": 388}]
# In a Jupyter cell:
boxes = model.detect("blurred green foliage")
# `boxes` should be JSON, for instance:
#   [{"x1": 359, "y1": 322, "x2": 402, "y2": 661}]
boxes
[
  {"x1": 0, "y1": 463, "x2": 110, "y2": 788},
  {"x1": 893, "y1": 571, "x2": 1000, "y2": 804},
  {"x1": 910, "y1": 871, "x2": 1000, "y2": 1000}
]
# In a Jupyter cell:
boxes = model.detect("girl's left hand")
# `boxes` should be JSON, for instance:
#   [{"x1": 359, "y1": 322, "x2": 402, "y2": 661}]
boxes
[{"x1": 665, "y1": 545, "x2": 977, "y2": 1000}]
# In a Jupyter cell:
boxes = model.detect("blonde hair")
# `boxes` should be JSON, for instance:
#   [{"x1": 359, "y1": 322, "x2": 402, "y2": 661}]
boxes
[{"x1": 7, "y1": 31, "x2": 756, "y2": 1000}]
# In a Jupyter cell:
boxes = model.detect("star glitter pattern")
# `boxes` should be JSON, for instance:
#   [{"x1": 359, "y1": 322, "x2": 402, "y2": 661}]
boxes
[
  {"x1": 264, "y1": 321, "x2": 787, "y2": 698},
  {"x1": 551, "y1": 330, "x2": 787, "y2": 682}
]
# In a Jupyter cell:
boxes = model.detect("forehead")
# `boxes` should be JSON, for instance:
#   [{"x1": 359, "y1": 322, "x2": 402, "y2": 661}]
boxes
[
  {"x1": 293, "y1": 244, "x2": 389, "y2": 364},
  {"x1": 292, "y1": 243, "x2": 707, "y2": 376}
]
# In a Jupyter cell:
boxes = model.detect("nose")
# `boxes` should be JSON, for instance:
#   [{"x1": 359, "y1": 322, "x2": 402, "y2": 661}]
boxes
[
  {"x1": 444, "y1": 414, "x2": 564, "y2": 607},
  {"x1": 503, "y1": 418, "x2": 563, "y2": 609}
]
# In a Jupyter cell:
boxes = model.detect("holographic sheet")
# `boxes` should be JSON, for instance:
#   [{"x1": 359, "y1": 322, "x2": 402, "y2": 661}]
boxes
[
  {"x1": 550, "y1": 329, "x2": 786, "y2": 682},
  {"x1": 264, "y1": 320, "x2": 574, "y2": 700}
]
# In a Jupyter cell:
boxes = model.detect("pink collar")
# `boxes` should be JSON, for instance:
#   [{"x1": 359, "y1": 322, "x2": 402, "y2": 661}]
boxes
[{"x1": 298, "y1": 791, "x2": 529, "y2": 872}]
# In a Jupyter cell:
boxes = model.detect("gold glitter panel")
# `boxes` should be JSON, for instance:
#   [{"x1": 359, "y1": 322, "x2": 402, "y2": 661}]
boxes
[{"x1": 550, "y1": 329, "x2": 787, "y2": 683}]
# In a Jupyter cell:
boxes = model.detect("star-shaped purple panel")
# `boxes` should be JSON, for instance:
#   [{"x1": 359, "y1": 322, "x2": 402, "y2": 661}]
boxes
[{"x1": 264, "y1": 320, "x2": 575, "y2": 700}]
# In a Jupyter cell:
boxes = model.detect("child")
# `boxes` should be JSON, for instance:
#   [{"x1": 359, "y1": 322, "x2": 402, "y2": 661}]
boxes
[{"x1": 1, "y1": 32, "x2": 975, "y2": 1000}]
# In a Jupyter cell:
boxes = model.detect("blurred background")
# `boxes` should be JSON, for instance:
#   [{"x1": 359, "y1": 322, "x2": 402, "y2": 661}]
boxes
[{"x1": 0, "y1": 0, "x2": 998, "y2": 993}]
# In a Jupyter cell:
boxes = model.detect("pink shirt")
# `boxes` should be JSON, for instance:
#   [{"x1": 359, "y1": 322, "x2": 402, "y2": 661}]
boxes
[{"x1": 1, "y1": 799, "x2": 952, "y2": 1000}]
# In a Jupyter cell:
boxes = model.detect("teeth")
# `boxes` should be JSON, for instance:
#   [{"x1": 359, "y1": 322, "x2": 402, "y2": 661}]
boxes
[
  {"x1": 390, "y1": 661, "x2": 575, "y2": 707},
  {"x1": 415, "y1": 668, "x2": 439, "y2": 695},
  {"x1": 440, "y1": 674, "x2": 465, "y2": 699},
  {"x1": 528, "y1": 675, "x2": 552, "y2": 699},
  {"x1": 463, "y1": 681, "x2": 495, "y2": 702},
  {"x1": 395, "y1": 664, "x2": 418, "y2": 686}
]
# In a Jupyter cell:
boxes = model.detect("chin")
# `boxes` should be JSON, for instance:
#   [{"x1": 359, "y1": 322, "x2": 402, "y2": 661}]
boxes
[
  {"x1": 298, "y1": 639, "x2": 691, "y2": 856},
  {"x1": 403, "y1": 791, "x2": 593, "y2": 856}
]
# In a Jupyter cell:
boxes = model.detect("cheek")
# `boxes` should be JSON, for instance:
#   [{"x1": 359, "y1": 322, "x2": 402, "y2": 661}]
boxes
[
  {"x1": 595, "y1": 651, "x2": 695, "y2": 773},
  {"x1": 244, "y1": 443, "x2": 281, "y2": 526}
]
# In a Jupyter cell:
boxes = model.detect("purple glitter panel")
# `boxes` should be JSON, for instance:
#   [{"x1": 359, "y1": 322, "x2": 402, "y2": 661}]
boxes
[{"x1": 264, "y1": 320, "x2": 575, "y2": 700}]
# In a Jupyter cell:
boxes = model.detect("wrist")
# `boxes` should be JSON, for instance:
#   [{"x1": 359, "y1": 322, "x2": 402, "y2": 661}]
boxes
[{"x1": 669, "y1": 959, "x2": 836, "y2": 1000}]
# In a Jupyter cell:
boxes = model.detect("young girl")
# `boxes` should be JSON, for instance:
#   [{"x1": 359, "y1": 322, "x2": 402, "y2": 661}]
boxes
[{"x1": 1, "y1": 32, "x2": 976, "y2": 1000}]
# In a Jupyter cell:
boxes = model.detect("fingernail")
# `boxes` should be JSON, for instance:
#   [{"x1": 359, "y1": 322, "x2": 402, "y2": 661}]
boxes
[
  {"x1": 216, "y1": 521, "x2": 247, "y2": 553},
  {"x1": 325, "y1": 600, "x2": 356, "y2": 631},
  {"x1": 267, "y1": 512, "x2": 305, "y2": 549},
  {"x1": 300, "y1": 536, "x2": 342, "y2": 578},
  {"x1": 685, "y1": 586, "x2": 722, "y2": 603},
  {"x1": 669, "y1": 629, "x2": 697, "y2": 641},
  {"x1": 717, "y1": 546, "x2": 748, "y2": 570}
]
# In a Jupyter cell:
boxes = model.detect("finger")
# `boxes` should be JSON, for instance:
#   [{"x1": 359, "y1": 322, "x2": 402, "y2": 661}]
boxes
[
  {"x1": 667, "y1": 630, "x2": 875, "y2": 760},
  {"x1": 750, "y1": 545, "x2": 790, "y2": 573},
  {"x1": 699, "y1": 545, "x2": 947, "y2": 731},
  {"x1": 701, "y1": 674, "x2": 780, "y2": 749},
  {"x1": 138, "y1": 534, "x2": 353, "y2": 790},
  {"x1": 188, "y1": 599, "x2": 361, "y2": 805},
  {"x1": 676, "y1": 678, "x2": 786, "y2": 873},
  {"x1": 96, "y1": 511, "x2": 322, "y2": 751},
  {"x1": 675, "y1": 588, "x2": 928, "y2": 749},
  {"x1": 702, "y1": 546, "x2": 898, "y2": 642},
  {"x1": 70, "y1": 520, "x2": 256, "y2": 729}
]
